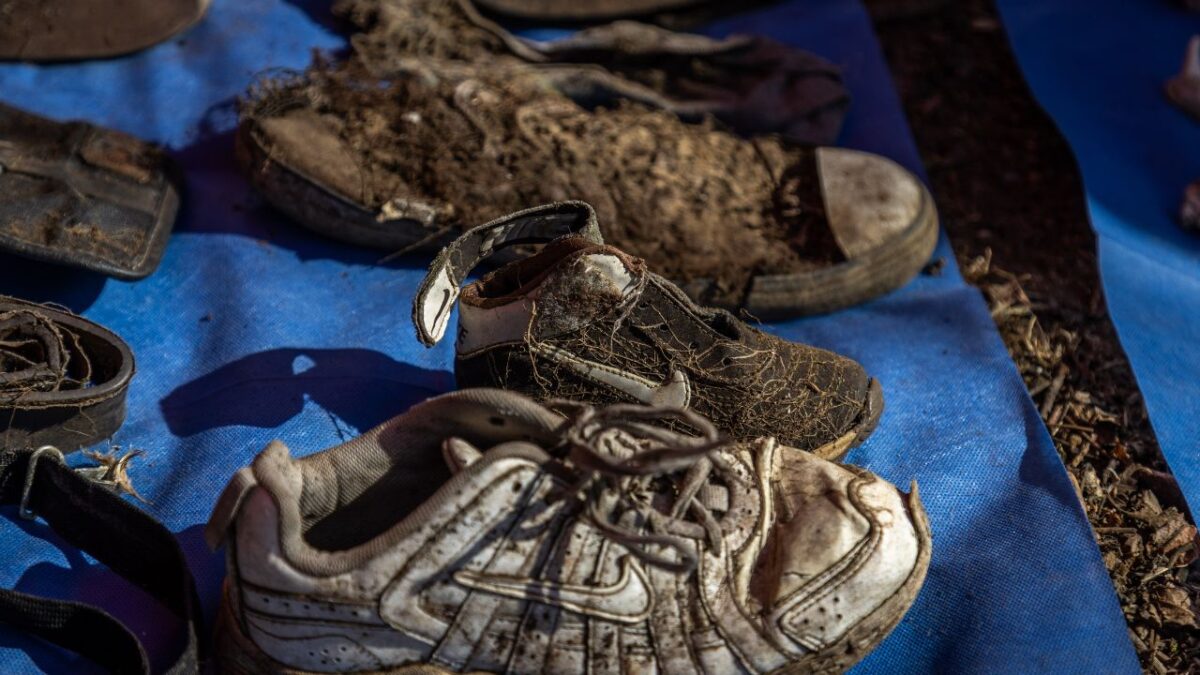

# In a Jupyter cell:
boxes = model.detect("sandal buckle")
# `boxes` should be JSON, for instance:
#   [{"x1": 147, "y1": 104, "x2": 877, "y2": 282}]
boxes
[{"x1": 19, "y1": 445, "x2": 117, "y2": 520}]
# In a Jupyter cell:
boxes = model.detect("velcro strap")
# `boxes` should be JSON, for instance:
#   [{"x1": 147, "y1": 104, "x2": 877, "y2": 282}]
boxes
[
  {"x1": 412, "y1": 201, "x2": 603, "y2": 347},
  {"x1": 0, "y1": 448, "x2": 204, "y2": 674}
]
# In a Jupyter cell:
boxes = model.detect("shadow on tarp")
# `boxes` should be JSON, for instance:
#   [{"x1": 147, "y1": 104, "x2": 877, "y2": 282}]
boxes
[
  {"x1": 0, "y1": 253, "x2": 106, "y2": 313},
  {"x1": 281, "y1": 0, "x2": 351, "y2": 34},
  {"x1": 160, "y1": 348, "x2": 452, "y2": 437}
]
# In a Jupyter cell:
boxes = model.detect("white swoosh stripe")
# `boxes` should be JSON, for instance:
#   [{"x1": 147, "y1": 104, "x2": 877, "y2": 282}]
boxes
[
  {"x1": 453, "y1": 556, "x2": 655, "y2": 624},
  {"x1": 530, "y1": 342, "x2": 691, "y2": 409}
]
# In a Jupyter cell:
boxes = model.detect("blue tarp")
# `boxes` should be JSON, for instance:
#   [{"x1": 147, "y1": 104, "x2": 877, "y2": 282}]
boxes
[
  {"x1": 0, "y1": 1, "x2": 1138, "y2": 672},
  {"x1": 995, "y1": 1, "x2": 1200, "y2": 514}
]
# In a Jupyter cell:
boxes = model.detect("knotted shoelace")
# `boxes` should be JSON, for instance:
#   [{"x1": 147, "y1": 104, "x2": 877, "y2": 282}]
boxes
[{"x1": 550, "y1": 401, "x2": 751, "y2": 574}]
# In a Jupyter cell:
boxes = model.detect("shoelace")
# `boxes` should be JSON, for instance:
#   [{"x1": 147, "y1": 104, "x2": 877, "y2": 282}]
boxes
[{"x1": 550, "y1": 401, "x2": 751, "y2": 574}]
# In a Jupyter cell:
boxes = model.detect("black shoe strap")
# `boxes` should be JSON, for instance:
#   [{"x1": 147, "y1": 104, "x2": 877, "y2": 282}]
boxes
[
  {"x1": 413, "y1": 201, "x2": 603, "y2": 346},
  {"x1": 0, "y1": 447, "x2": 203, "y2": 674}
]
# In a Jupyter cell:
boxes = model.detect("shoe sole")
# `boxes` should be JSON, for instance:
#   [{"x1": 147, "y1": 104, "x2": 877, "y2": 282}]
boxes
[
  {"x1": 238, "y1": 116, "x2": 938, "y2": 318},
  {"x1": 0, "y1": 0, "x2": 211, "y2": 62},
  {"x1": 213, "y1": 480, "x2": 930, "y2": 675}
]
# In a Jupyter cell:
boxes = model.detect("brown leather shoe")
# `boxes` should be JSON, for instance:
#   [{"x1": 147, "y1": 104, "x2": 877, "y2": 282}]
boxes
[{"x1": 0, "y1": 0, "x2": 210, "y2": 62}]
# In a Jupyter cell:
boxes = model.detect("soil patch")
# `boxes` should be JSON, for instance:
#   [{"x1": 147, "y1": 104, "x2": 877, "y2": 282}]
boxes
[{"x1": 866, "y1": 0, "x2": 1200, "y2": 670}]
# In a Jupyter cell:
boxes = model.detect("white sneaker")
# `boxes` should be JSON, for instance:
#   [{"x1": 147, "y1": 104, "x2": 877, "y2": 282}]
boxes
[{"x1": 207, "y1": 389, "x2": 930, "y2": 674}]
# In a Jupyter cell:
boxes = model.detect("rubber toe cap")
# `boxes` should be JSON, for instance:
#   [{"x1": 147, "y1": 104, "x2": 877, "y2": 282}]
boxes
[
  {"x1": 761, "y1": 454, "x2": 928, "y2": 654},
  {"x1": 817, "y1": 147, "x2": 924, "y2": 259}
]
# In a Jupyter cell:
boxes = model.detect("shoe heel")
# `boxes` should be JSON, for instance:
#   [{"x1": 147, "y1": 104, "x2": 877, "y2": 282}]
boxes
[{"x1": 213, "y1": 584, "x2": 294, "y2": 675}]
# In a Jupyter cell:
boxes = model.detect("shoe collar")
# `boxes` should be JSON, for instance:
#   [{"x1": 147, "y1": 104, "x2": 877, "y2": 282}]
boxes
[
  {"x1": 414, "y1": 201, "x2": 603, "y2": 346},
  {"x1": 208, "y1": 389, "x2": 565, "y2": 572}
]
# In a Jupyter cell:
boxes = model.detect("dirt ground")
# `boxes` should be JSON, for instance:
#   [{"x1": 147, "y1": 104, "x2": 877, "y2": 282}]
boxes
[{"x1": 864, "y1": 0, "x2": 1200, "y2": 670}]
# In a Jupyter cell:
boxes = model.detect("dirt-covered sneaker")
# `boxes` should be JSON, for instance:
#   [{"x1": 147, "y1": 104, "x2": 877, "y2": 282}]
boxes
[
  {"x1": 240, "y1": 74, "x2": 935, "y2": 316},
  {"x1": 337, "y1": 0, "x2": 849, "y2": 145},
  {"x1": 413, "y1": 202, "x2": 883, "y2": 460},
  {"x1": 207, "y1": 388, "x2": 930, "y2": 675}
]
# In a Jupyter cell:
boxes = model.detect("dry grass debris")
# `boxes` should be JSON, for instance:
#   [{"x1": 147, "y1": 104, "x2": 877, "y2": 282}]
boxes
[{"x1": 966, "y1": 252, "x2": 1200, "y2": 672}]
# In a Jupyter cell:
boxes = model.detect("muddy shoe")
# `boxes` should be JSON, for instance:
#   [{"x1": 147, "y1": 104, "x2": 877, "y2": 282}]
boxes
[
  {"x1": 0, "y1": 102, "x2": 179, "y2": 278},
  {"x1": 207, "y1": 388, "x2": 931, "y2": 674},
  {"x1": 339, "y1": 0, "x2": 849, "y2": 144},
  {"x1": 240, "y1": 66, "x2": 936, "y2": 316},
  {"x1": 468, "y1": 0, "x2": 782, "y2": 26},
  {"x1": 413, "y1": 202, "x2": 884, "y2": 459}
]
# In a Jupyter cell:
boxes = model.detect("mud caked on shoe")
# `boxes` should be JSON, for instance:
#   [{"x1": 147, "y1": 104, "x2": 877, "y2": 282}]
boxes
[
  {"x1": 413, "y1": 202, "x2": 883, "y2": 460},
  {"x1": 338, "y1": 0, "x2": 849, "y2": 145},
  {"x1": 465, "y1": 0, "x2": 782, "y2": 28},
  {"x1": 240, "y1": 48, "x2": 934, "y2": 316},
  {"x1": 207, "y1": 388, "x2": 931, "y2": 674}
]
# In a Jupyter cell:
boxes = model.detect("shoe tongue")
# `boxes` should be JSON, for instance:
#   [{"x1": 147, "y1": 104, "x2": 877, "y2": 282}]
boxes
[
  {"x1": 559, "y1": 248, "x2": 639, "y2": 295},
  {"x1": 442, "y1": 438, "x2": 484, "y2": 473},
  {"x1": 531, "y1": 247, "x2": 642, "y2": 337}
]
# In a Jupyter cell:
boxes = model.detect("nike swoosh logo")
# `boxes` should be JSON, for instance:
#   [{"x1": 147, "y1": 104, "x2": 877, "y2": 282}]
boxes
[
  {"x1": 453, "y1": 556, "x2": 654, "y2": 624},
  {"x1": 530, "y1": 342, "x2": 691, "y2": 408}
]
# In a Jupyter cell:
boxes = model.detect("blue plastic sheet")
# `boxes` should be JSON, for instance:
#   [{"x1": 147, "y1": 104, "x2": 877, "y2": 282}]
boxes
[
  {"x1": 995, "y1": 1, "x2": 1200, "y2": 514},
  {"x1": 0, "y1": 0, "x2": 1138, "y2": 672}
]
